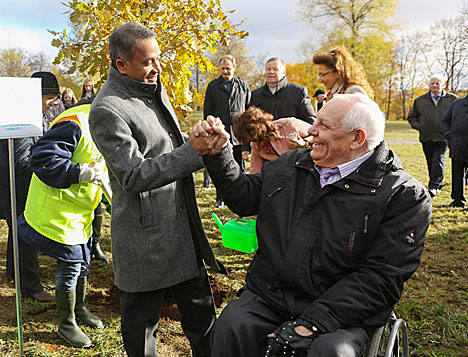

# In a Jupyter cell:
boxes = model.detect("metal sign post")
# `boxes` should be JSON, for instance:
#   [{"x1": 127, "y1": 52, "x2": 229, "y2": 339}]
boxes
[{"x1": 8, "y1": 138, "x2": 24, "y2": 357}]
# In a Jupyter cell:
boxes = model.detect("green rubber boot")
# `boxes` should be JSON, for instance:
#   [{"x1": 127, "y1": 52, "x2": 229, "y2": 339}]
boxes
[
  {"x1": 56, "y1": 289, "x2": 91, "y2": 348},
  {"x1": 75, "y1": 276, "x2": 103, "y2": 329}
]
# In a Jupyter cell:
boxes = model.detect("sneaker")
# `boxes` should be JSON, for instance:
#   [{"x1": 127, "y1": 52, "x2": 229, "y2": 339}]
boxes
[
  {"x1": 428, "y1": 188, "x2": 441, "y2": 197},
  {"x1": 202, "y1": 185, "x2": 211, "y2": 190},
  {"x1": 214, "y1": 200, "x2": 224, "y2": 208}
]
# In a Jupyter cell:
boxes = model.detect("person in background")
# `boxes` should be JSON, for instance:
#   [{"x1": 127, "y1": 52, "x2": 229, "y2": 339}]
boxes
[
  {"x1": 0, "y1": 73, "x2": 59, "y2": 302},
  {"x1": 62, "y1": 88, "x2": 77, "y2": 110},
  {"x1": 442, "y1": 93, "x2": 468, "y2": 210},
  {"x1": 250, "y1": 57, "x2": 315, "y2": 125},
  {"x1": 190, "y1": 93, "x2": 431, "y2": 357},
  {"x1": 17, "y1": 103, "x2": 105, "y2": 348},
  {"x1": 233, "y1": 106, "x2": 311, "y2": 174},
  {"x1": 313, "y1": 89, "x2": 326, "y2": 112},
  {"x1": 312, "y1": 46, "x2": 373, "y2": 101},
  {"x1": 203, "y1": 54, "x2": 251, "y2": 208},
  {"x1": 407, "y1": 74, "x2": 457, "y2": 198},
  {"x1": 80, "y1": 77, "x2": 96, "y2": 103},
  {"x1": 89, "y1": 21, "x2": 224, "y2": 357},
  {"x1": 32, "y1": 71, "x2": 65, "y2": 131}
]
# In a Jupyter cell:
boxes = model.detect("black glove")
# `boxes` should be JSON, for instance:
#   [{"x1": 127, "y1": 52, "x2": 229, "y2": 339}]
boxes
[{"x1": 264, "y1": 321, "x2": 316, "y2": 357}]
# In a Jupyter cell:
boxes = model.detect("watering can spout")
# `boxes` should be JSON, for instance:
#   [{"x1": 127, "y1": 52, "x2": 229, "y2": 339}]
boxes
[{"x1": 211, "y1": 213, "x2": 224, "y2": 233}]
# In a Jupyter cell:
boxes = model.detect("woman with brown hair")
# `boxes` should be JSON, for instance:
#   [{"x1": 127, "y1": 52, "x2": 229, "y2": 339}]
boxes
[
  {"x1": 312, "y1": 46, "x2": 373, "y2": 100},
  {"x1": 233, "y1": 106, "x2": 312, "y2": 174},
  {"x1": 80, "y1": 77, "x2": 96, "y2": 103}
]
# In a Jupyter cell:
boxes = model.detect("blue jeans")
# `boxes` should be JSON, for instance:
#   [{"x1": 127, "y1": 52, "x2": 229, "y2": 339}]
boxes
[{"x1": 56, "y1": 260, "x2": 88, "y2": 292}]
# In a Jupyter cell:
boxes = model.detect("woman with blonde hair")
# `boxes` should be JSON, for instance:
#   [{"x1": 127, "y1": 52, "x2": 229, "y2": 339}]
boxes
[
  {"x1": 312, "y1": 46, "x2": 373, "y2": 100},
  {"x1": 61, "y1": 88, "x2": 77, "y2": 110},
  {"x1": 233, "y1": 106, "x2": 312, "y2": 174},
  {"x1": 80, "y1": 77, "x2": 96, "y2": 103}
]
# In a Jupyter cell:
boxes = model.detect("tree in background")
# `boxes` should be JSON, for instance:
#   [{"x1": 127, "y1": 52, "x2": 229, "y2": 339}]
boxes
[
  {"x1": 50, "y1": 0, "x2": 247, "y2": 119},
  {"x1": 297, "y1": 0, "x2": 398, "y2": 109},
  {"x1": 0, "y1": 48, "x2": 30, "y2": 77}
]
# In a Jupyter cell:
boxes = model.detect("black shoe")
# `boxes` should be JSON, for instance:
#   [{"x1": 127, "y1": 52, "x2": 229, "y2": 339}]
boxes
[
  {"x1": 214, "y1": 200, "x2": 224, "y2": 208},
  {"x1": 442, "y1": 201, "x2": 465, "y2": 208},
  {"x1": 428, "y1": 188, "x2": 441, "y2": 197}
]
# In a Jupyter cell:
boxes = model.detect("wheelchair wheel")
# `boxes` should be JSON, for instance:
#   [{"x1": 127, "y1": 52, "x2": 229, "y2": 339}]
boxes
[{"x1": 363, "y1": 312, "x2": 409, "y2": 357}]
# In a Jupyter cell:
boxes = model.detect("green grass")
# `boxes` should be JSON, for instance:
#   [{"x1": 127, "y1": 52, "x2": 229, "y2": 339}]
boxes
[{"x1": 0, "y1": 119, "x2": 466, "y2": 356}]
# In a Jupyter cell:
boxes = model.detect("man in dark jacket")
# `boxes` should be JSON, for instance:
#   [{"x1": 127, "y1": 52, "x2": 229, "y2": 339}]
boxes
[
  {"x1": 190, "y1": 93, "x2": 431, "y2": 356},
  {"x1": 203, "y1": 55, "x2": 251, "y2": 208},
  {"x1": 249, "y1": 57, "x2": 315, "y2": 125},
  {"x1": 407, "y1": 74, "x2": 457, "y2": 198},
  {"x1": 442, "y1": 94, "x2": 468, "y2": 210}
]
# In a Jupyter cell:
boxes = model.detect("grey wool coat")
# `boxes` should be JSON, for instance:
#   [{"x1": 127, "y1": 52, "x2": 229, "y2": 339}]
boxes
[{"x1": 89, "y1": 65, "x2": 220, "y2": 292}]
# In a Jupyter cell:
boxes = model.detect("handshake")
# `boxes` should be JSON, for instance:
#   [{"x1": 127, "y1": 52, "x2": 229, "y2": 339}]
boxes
[{"x1": 189, "y1": 115, "x2": 230, "y2": 156}]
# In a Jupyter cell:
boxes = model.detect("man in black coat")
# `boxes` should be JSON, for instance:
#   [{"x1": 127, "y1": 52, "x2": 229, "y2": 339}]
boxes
[
  {"x1": 189, "y1": 93, "x2": 431, "y2": 357},
  {"x1": 249, "y1": 57, "x2": 315, "y2": 125},
  {"x1": 203, "y1": 55, "x2": 251, "y2": 208},
  {"x1": 443, "y1": 94, "x2": 468, "y2": 210}
]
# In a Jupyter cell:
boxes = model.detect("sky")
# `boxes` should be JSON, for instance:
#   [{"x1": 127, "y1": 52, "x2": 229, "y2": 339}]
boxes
[{"x1": 0, "y1": 0, "x2": 466, "y2": 65}]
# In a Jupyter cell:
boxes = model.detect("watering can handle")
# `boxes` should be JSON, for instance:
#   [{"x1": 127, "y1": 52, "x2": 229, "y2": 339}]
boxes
[
  {"x1": 211, "y1": 213, "x2": 223, "y2": 232},
  {"x1": 235, "y1": 216, "x2": 256, "y2": 223}
]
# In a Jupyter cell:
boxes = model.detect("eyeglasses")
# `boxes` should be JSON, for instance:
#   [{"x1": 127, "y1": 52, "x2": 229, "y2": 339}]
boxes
[{"x1": 316, "y1": 70, "x2": 335, "y2": 80}]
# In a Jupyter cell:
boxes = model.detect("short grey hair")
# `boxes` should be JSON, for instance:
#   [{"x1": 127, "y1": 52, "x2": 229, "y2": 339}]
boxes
[
  {"x1": 266, "y1": 57, "x2": 285, "y2": 68},
  {"x1": 428, "y1": 74, "x2": 445, "y2": 84},
  {"x1": 109, "y1": 21, "x2": 156, "y2": 67},
  {"x1": 340, "y1": 94, "x2": 385, "y2": 150}
]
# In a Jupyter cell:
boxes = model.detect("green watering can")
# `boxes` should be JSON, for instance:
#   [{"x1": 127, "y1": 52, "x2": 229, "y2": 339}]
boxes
[{"x1": 212, "y1": 213, "x2": 258, "y2": 254}]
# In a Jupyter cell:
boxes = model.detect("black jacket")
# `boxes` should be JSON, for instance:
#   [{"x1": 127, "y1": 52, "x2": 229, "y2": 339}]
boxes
[
  {"x1": 250, "y1": 76, "x2": 316, "y2": 124},
  {"x1": 204, "y1": 142, "x2": 431, "y2": 332},
  {"x1": 0, "y1": 138, "x2": 35, "y2": 219},
  {"x1": 443, "y1": 95, "x2": 468, "y2": 163},
  {"x1": 204, "y1": 75, "x2": 251, "y2": 145},
  {"x1": 407, "y1": 90, "x2": 457, "y2": 142}
]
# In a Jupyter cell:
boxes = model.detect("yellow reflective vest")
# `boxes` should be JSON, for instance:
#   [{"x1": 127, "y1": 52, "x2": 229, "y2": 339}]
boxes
[{"x1": 24, "y1": 105, "x2": 101, "y2": 245}]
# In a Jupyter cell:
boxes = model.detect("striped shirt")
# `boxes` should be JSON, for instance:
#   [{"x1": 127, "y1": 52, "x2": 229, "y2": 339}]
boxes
[{"x1": 316, "y1": 149, "x2": 374, "y2": 188}]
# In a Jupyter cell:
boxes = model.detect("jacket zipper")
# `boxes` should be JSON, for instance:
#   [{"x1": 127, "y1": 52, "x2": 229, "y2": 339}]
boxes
[{"x1": 268, "y1": 185, "x2": 285, "y2": 198}]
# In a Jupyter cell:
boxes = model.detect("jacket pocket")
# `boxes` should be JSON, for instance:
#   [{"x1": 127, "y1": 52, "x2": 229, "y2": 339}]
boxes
[{"x1": 139, "y1": 191, "x2": 153, "y2": 228}]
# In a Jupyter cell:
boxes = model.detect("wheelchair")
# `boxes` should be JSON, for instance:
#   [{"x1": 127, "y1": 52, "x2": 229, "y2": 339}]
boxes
[{"x1": 363, "y1": 312, "x2": 409, "y2": 357}]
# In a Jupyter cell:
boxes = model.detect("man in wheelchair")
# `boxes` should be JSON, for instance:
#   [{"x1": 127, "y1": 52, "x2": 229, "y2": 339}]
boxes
[{"x1": 190, "y1": 93, "x2": 432, "y2": 357}]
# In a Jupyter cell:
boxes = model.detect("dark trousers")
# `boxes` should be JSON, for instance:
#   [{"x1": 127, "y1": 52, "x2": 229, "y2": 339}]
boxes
[
  {"x1": 450, "y1": 159, "x2": 468, "y2": 205},
  {"x1": 205, "y1": 145, "x2": 245, "y2": 201},
  {"x1": 120, "y1": 265, "x2": 215, "y2": 357},
  {"x1": 421, "y1": 141, "x2": 448, "y2": 190},
  {"x1": 211, "y1": 288, "x2": 371, "y2": 357},
  {"x1": 3, "y1": 186, "x2": 43, "y2": 296}
]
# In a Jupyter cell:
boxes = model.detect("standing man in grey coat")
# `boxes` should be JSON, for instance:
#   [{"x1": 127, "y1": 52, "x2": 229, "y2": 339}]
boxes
[
  {"x1": 203, "y1": 55, "x2": 251, "y2": 208},
  {"x1": 89, "y1": 21, "x2": 222, "y2": 357},
  {"x1": 407, "y1": 74, "x2": 457, "y2": 198}
]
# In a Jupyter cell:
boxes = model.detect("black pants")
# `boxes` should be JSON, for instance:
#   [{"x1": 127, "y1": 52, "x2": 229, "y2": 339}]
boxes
[
  {"x1": 120, "y1": 265, "x2": 215, "y2": 357},
  {"x1": 2, "y1": 185, "x2": 43, "y2": 296},
  {"x1": 421, "y1": 141, "x2": 448, "y2": 190},
  {"x1": 211, "y1": 289, "x2": 371, "y2": 357},
  {"x1": 450, "y1": 159, "x2": 468, "y2": 205},
  {"x1": 205, "y1": 145, "x2": 245, "y2": 201}
]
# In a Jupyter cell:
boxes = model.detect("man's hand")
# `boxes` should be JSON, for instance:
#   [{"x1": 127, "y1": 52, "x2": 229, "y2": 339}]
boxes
[
  {"x1": 189, "y1": 116, "x2": 230, "y2": 155},
  {"x1": 265, "y1": 321, "x2": 316, "y2": 357}
]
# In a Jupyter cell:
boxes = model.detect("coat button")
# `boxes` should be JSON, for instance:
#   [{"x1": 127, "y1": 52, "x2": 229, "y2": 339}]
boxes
[
  {"x1": 178, "y1": 205, "x2": 183, "y2": 212},
  {"x1": 344, "y1": 184, "x2": 350, "y2": 189},
  {"x1": 147, "y1": 98, "x2": 153, "y2": 104},
  {"x1": 266, "y1": 284, "x2": 271, "y2": 290},
  {"x1": 371, "y1": 189, "x2": 376, "y2": 193},
  {"x1": 168, "y1": 132, "x2": 173, "y2": 138}
]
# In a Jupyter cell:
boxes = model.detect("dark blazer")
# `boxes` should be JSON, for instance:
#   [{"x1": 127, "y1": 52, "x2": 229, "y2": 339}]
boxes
[
  {"x1": 443, "y1": 95, "x2": 468, "y2": 163},
  {"x1": 203, "y1": 75, "x2": 251, "y2": 144},
  {"x1": 250, "y1": 76, "x2": 316, "y2": 124}
]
